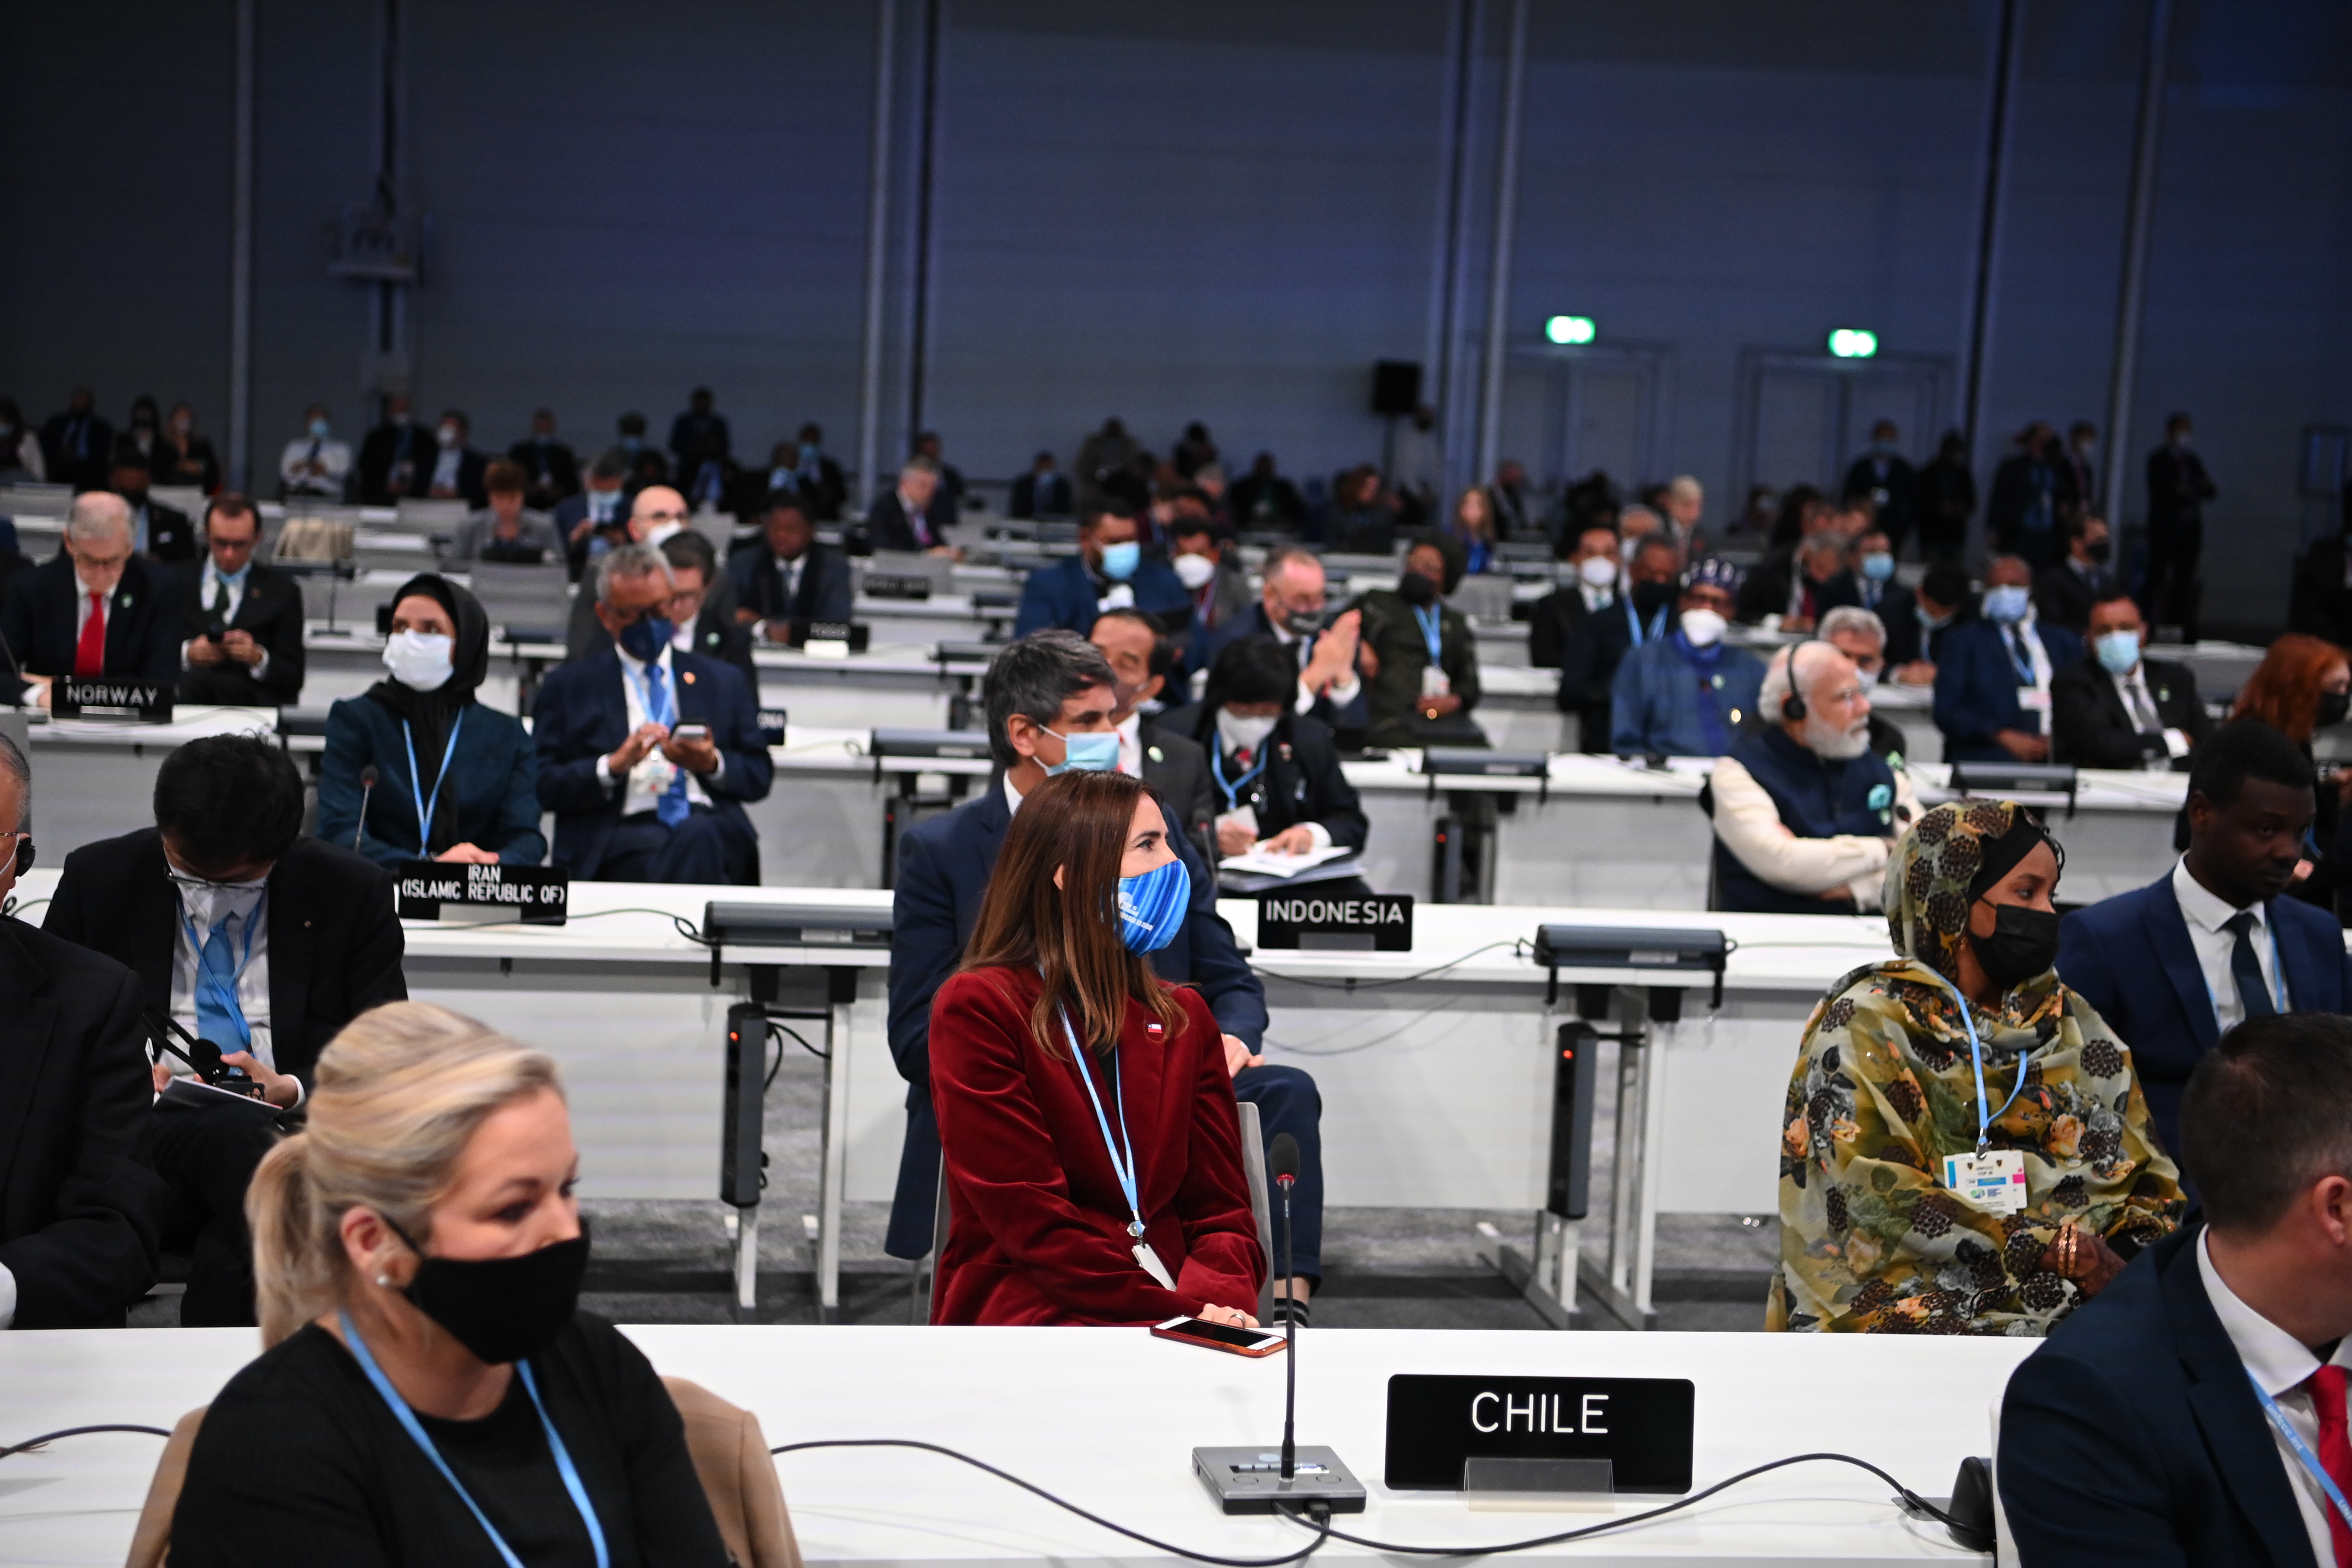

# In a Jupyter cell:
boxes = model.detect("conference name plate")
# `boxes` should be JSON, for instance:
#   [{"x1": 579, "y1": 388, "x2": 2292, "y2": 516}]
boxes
[
  {"x1": 52, "y1": 679, "x2": 174, "y2": 721},
  {"x1": 1384, "y1": 1374, "x2": 1694, "y2": 1494},
  {"x1": 1256, "y1": 891, "x2": 1412, "y2": 953},
  {"x1": 395, "y1": 860, "x2": 570, "y2": 925}
]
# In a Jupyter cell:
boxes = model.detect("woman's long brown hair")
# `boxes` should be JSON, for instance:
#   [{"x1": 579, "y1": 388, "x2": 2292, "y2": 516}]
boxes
[
  {"x1": 2234, "y1": 633, "x2": 2350, "y2": 744},
  {"x1": 960, "y1": 769, "x2": 1188, "y2": 1057}
]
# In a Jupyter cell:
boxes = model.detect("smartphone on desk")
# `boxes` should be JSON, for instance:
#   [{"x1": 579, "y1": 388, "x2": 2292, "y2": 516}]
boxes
[
  {"x1": 672, "y1": 724, "x2": 712, "y2": 744},
  {"x1": 1152, "y1": 1316, "x2": 1287, "y2": 1357}
]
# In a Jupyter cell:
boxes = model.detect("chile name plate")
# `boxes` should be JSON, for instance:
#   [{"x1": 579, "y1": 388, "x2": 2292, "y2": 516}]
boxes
[
  {"x1": 395, "y1": 861, "x2": 569, "y2": 925},
  {"x1": 1384, "y1": 1375, "x2": 1695, "y2": 1493}
]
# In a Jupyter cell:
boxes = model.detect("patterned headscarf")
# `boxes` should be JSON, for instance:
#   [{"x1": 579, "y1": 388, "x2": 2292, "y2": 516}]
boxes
[{"x1": 1882, "y1": 800, "x2": 2055, "y2": 983}]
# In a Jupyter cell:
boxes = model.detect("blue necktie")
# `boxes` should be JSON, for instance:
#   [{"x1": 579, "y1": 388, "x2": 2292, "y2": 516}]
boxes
[
  {"x1": 644, "y1": 667, "x2": 691, "y2": 828},
  {"x1": 196, "y1": 912, "x2": 251, "y2": 1048}
]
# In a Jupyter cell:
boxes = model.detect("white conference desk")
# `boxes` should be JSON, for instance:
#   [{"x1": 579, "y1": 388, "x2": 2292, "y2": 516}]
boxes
[{"x1": 0, "y1": 1324, "x2": 2026, "y2": 1567}]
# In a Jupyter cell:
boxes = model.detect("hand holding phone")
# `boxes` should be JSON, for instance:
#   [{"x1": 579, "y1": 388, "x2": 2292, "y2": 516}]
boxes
[
  {"x1": 672, "y1": 724, "x2": 712, "y2": 744},
  {"x1": 1152, "y1": 1316, "x2": 1286, "y2": 1357}
]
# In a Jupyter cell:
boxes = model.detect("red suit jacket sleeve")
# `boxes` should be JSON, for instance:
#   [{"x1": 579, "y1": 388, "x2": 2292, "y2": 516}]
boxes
[{"x1": 929, "y1": 967, "x2": 1263, "y2": 1326}]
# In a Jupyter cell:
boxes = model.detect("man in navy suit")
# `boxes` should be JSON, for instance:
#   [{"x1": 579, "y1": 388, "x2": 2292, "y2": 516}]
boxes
[
  {"x1": 884, "y1": 631, "x2": 1330, "y2": 1318},
  {"x1": 864, "y1": 455, "x2": 958, "y2": 554},
  {"x1": 1933, "y1": 553, "x2": 2084, "y2": 763},
  {"x1": 0, "y1": 492, "x2": 182, "y2": 707},
  {"x1": 1011, "y1": 496, "x2": 1190, "y2": 640},
  {"x1": 2002, "y1": 1012, "x2": 2352, "y2": 1567},
  {"x1": 725, "y1": 492, "x2": 852, "y2": 632},
  {"x1": 1197, "y1": 544, "x2": 1368, "y2": 735},
  {"x1": 532, "y1": 543, "x2": 773, "y2": 883},
  {"x1": 2059, "y1": 721, "x2": 2352, "y2": 1166}
]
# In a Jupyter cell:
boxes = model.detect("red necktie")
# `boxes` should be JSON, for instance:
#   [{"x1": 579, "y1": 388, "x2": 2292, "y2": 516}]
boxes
[
  {"x1": 73, "y1": 591, "x2": 106, "y2": 677},
  {"x1": 2309, "y1": 1364, "x2": 2352, "y2": 1567}
]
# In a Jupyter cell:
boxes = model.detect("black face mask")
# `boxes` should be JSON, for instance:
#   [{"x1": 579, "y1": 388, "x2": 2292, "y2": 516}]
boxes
[
  {"x1": 387, "y1": 1214, "x2": 589, "y2": 1365},
  {"x1": 1970, "y1": 904, "x2": 2061, "y2": 991},
  {"x1": 2321, "y1": 691, "x2": 2351, "y2": 729},
  {"x1": 2085, "y1": 540, "x2": 2112, "y2": 564},
  {"x1": 1399, "y1": 571, "x2": 1439, "y2": 607},
  {"x1": 1631, "y1": 580, "x2": 1676, "y2": 619}
]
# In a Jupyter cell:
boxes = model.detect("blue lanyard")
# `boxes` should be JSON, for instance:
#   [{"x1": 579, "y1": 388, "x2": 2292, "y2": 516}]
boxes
[
  {"x1": 400, "y1": 711, "x2": 466, "y2": 852},
  {"x1": 177, "y1": 890, "x2": 266, "y2": 1048},
  {"x1": 1209, "y1": 741, "x2": 1269, "y2": 813},
  {"x1": 1917, "y1": 967, "x2": 2033, "y2": 1153},
  {"x1": 1621, "y1": 597, "x2": 1666, "y2": 647},
  {"x1": 339, "y1": 1311, "x2": 611, "y2": 1568},
  {"x1": 2248, "y1": 1371, "x2": 2352, "y2": 1541},
  {"x1": 1059, "y1": 1009, "x2": 1146, "y2": 1239},
  {"x1": 1411, "y1": 604, "x2": 1444, "y2": 664}
]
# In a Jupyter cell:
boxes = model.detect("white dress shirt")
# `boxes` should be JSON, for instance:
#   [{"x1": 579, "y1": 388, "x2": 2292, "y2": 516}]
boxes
[
  {"x1": 278, "y1": 435, "x2": 351, "y2": 494},
  {"x1": 1115, "y1": 712, "x2": 1144, "y2": 777},
  {"x1": 2106, "y1": 662, "x2": 2189, "y2": 768},
  {"x1": 165, "y1": 877, "x2": 291, "y2": 1098},
  {"x1": 2172, "y1": 855, "x2": 2287, "y2": 1032},
  {"x1": 1579, "y1": 583, "x2": 1614, "y2": 615},
  {"x1": 2198, "y1": 1230, "x2": 2352, "y2": 1568},
  {"x1": 430, "y1": 446, "x2": 463, "y2": 493},
  {"x1": 595, "y1": 643, "x2": 721, "y2": 813},
  {"x1": 1268, "y1": 618, "x2": 1362, "y2": 717},
  {"x1": 1995, "y1": 608, "x2": 2056, "y2": 733}
]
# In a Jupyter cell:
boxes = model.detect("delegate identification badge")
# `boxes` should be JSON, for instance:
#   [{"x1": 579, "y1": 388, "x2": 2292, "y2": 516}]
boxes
[
  {"x1": 1941, "y1": 1150, "x2": 2028, "y2": 1214},
  {"x1": 1135, "y1": 1241, "x2": 1176, "y2": 1291}
]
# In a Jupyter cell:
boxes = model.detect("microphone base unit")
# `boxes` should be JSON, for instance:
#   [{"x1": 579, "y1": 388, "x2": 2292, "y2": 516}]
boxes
[{"x1": 1190, "y1": 1445, "x2": 1367, "y2": 1515}]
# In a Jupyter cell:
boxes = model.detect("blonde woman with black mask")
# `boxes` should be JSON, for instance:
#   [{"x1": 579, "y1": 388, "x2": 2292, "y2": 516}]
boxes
[{"x1": 170, "y1": 1003, "x2": 729, "y2": 1568}]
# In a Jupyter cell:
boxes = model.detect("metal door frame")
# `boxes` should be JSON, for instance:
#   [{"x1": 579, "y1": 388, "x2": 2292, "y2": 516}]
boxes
[
  {"x1": 1729, "y1": 347, "x2": 1955, "y2": 501},
  {"x1": 1497, "y1": 338, "x2": 1676, "y2": 501}
]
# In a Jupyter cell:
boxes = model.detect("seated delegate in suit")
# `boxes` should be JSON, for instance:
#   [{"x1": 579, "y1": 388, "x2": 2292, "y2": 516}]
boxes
[
  {"x1": 562, "y1": 484, "x2": 691, "y2": 661},
  {"x1": 176, "y1": 493, "x2": 306, "y2": 706},
  {"x1": 170, "y1": 1003, "x2": 735, "y2": 1567},
  {"x1": 2034, "y1": 512, "x2": 2121, "y2": 636},
  {"x1": 1007, "y1": 450, "x2": 1072, "y2": 519},
  {"x1": 555, "y1": 449, "x2": 631, "y2": 581},
  {"x1": 1769, "y1": 801, "x2": 2182, "y2": 1333},
  {"x1": 928, "y1": 768, "x2": 1265, "y2": 1326},
  {"x1": 534, "y1": 544, "x2": 773, "y2": 885},
  {"x1": 1355, "y1": 535, "x2": 1484, "y2": 749},
  {"x1": 0, "y1": 733, "x2": 165, "y2": 1327},
  {"x1": 507, "y1": 407, "x2": 581, "y2": 510},
  {"x1": 885, "y1": 632, "x2": 1329, "y2": 1319},
  {"x1": 1609, "y1": 557, "x2": 1767, "y2": 756},
  {"x1": 659, "y1": 531, "x2": 759, "y2": 694},
  {"x1": 0, "y1": 490, "x2": 183, "y2": 708},
  {"x1": 1999, "y1": 1013, "x2": 2352, "y2": 1568},
  {"x1": 1933, "y1": 553, "x2": 2084, "y2": 763},
  {"x1": 1010, "y1": 497, "x2": 1189, "y2": 639},
  {"x1": 1198, "y1": 545, "x2": 1367, "y2": 735},
  {"x1": 1168, "y1": 514, "x2": 1252, "y2": 659},
  {"x1": 1818, "y1": 604, "x2": 1916, "y2": 763},
  {"x1": 725, "y1": 491, "x2": 852, "y2": 635},
  {"x1": 317, "y1": 574, "x2": 544, "y2": 870},
  {"x1": 864, "y1": 455, "x2": 956, "y2": 554},
  {"x1": 277, "y1": 403, "x2": 351, "y2": 501},
  {"x1": 110, "y1": 452, "x2": 199, "y2": 564},
  {"x1": 45, "y1": 735, "x2": 406, "y2": 1326},
  {"x1": 1530, "y1": 527, "x2": 1638, "y2": 750},
  {"x1": 1184, "y1": 634, "x2": 1368, "y2": 866},
  {"x1": 1088, "y1": 608, "x2": 1215, "y2": 849},
  {"x1": 1709, "y1": 640, "x2": 1920, "y2": 914},
  {"x1": 446, "y1": 459, "x2": 562, "y2": 563},
  {"x1": 2052, "y1": 591, "x2": 2214, "y2": 770},
  {"x1": 2058, "y1": 721, "x2": 2352, "y2": 1166}
]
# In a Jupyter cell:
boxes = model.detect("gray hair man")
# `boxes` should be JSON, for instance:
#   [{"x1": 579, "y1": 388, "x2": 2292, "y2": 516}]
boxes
[
  {"x1": 1229, "y1": 545, "x2": 1364, "y2": 729},
  {"x1": 2, "y1": 491, "x2": 182, "y2": 708},
  {"x1": 1709, "y1": 637, "x2": 1921, "y2": 914},
  {"x1": 530, "y1": 542, "x2": 771, "y2": 883}
]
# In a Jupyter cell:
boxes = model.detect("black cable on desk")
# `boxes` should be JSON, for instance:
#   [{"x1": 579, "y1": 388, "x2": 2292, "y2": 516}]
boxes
[
  {"x1": 1265, "y1": 938, "x2": 1529, "y2": 992},
  {"x1": 0, "y1": 1424, "x2": 172, "y2": 1459},
  {"x1": 768, "y1": 1438, "x2": 1332, "y2": 1567}
]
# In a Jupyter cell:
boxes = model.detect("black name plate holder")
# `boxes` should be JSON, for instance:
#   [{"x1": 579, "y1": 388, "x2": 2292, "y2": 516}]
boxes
[
  {"x1": 53, "y1": 679, "x2": 174, "y2": 721},
  {"x1": 1255, "y1": 891, "x2": 1412, "y2": 953},
  {"x1": 396, "y1": 861, "x2": 570, "y2": 925},
  {"x1": 1384, "y1": 1374, "x2": 1695, "y2": 1494}
]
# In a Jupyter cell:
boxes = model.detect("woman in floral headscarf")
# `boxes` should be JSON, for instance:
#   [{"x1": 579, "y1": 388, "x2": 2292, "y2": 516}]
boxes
[{"x1": 1767, "y1": 799, "x2": 2183, "y2": 1334}]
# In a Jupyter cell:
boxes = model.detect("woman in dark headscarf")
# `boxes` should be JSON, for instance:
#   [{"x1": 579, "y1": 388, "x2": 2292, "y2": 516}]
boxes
[
  {"x1": 317, "y1": 573, "x2": 545, "y2": 867},
  {"x1": 1768, "y1": 800, "x2": 2182, "y2": 1334}
]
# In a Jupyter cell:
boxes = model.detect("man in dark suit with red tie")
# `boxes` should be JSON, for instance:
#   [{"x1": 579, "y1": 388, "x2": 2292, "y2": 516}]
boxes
[{"x1": 0, "y1": 492, "x2": 182, "y2": 708}]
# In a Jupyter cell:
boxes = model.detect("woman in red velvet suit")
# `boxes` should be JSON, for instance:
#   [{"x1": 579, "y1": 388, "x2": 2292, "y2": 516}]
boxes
[{"x1": 929, "y1": 768, "x2": 1266, "y2": 1326}]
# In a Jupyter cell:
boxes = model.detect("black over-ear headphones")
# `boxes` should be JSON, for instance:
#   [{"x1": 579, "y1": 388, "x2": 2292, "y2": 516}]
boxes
[
  {"x1": 1779, "y1": 636, "x2": 1823, "y2": 724},
  {"x1": 7, "y1": 835, "x2": 28, "y2": 876}
]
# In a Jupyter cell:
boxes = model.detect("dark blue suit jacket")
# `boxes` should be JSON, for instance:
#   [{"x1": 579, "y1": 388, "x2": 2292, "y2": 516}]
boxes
[
  {"x1": 1932, "y1": 616, "x2": 2083, "y2": 762},
  {"x1": 530, "y1": 644, "x2": 774, "y2": 877},
  {"x1": 2001, "y1": 1225, "x2": 2321, "y2": 1568},
  {"x1": 2059, "y1": 873, "x2": 2352, "y2": 1164},
  {"x1": 1012, "y1": 555, "x2": 1191, "y2": 639},
  {"x1": 724, "y1": 539, "x2": 852, "y2": 625},
  {"x1": 1197, "y1": 602, "x2": 1370, "y2": 732},
  {"x1": 882, "y1": 777, "x2": 1267, "y2": 1255},
  {"x1": 0, "y1": 555, "x2": 182, "y2": 704},
  {"x1": 317, "y1": 696, "x2": 547, "y2": 869}
]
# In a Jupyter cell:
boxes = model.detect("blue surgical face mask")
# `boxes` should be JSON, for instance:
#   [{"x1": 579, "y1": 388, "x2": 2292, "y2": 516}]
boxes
[
  {"x1": 1118, "y1": 855, "x2": 1191, "y2": 954},
  {"x1": 1043, "y1": 727, "x2": 1119, "y2": 774},
  {"x1": 1859, "y1": 551, "x2": 1895, "y2": 582},
  {"x1": 1099, "y1": 541, "x2": 1141, "y2": 582},
  {"x1": 617, "y1": 612, "x2": 673, "y2": 663},
  {"x1": 308, "y1": 418, "x2": 331, "y2": 438},
  {"x1": 1983, "y1": 584, "x2": 2031, "y2": 625},
  {"x1": 2094, "y1": 628, "x2": 2142, "y2": 676},
  {"x1": 1917, "y1": 604, "x2": 1953, "y2": 632}
]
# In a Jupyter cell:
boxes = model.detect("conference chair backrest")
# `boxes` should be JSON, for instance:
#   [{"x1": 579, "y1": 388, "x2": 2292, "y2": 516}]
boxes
[
  {"x1": 1237, "y1": 1099, "x2": 1276, "y2": 1328},
  {"x1": 125, "y1": 1381, "x2": 802, "y2": 1568},
  {"x1": 395, "y1": 498, "x2": 470, "y2": 531},
  {"x1": 857, "y1": 550, "x2": 955, "y2": 594},
  {"x1": 1444, "y1": 574, "x2": 1514, "y2": 622},
  {"x1": 272, "y1": 517, "x2": 354, "y2": 562},
  {"x1": 150, "y1": 485, "x2": 207, "y2": 519},
  {"x1": 467, "y1": 560, "x2": 573, "y2": 638}
]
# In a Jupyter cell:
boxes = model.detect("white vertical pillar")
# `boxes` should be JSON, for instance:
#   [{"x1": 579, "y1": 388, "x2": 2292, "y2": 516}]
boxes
[{"x1": 1473, "y1": 0, "x2": 1528, "y2": 493}]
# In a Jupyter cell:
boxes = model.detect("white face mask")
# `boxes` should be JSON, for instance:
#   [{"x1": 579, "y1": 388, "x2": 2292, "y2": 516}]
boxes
[
  {"x1": 1171, "y1": 552, "x2": 1217, "y2": 590},
  {"x1": 382, "y1": 630, "x2": 456, "y2": 691},
  {"x1": 1578, "y1": 555, "x2": 1618, "y2": 589},
  {"x1": 644, "y1": 520, "x2": 686, "y2": 547},
  {"x1": 1679, "y1": 607, "x2": 1728, "y2": 647},
  {"x1": 1215, "y1": 709, "x2": 1280, "y2": 755}
]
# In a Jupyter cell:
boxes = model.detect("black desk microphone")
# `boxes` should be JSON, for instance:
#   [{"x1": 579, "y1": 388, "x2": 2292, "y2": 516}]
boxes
[
  {"x1": 1271, "y1": 1132, "x2": 1302, "y2": 1481},
  {"x1": 353, "y1": 764, "x2": 376, "y2": 850}
]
